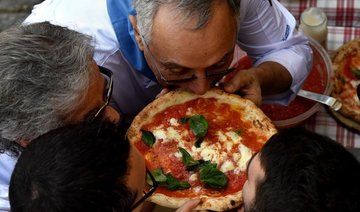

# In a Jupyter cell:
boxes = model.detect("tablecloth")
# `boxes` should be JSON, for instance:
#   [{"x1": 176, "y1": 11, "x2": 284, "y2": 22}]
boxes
[{"x1": 279, "y1": 0, "x2": 360, "y2": 28}]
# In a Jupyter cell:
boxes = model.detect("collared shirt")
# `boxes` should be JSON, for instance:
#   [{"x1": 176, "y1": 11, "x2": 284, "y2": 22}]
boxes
[{"x1": 24, "y1": 0, "x2": 311, "y2": 115}]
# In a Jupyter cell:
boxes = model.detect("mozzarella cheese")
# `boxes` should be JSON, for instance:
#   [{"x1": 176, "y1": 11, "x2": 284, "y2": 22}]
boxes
[
  {"x1": 153, "y1": 126, "x2": 186, "y2": 143},
  {"x1": 173, "y1": 151, "x2": 182, "y2": 159},
  {"x1": 193, "y1": 186, "x2": 202, "y2": 193},
  {"x1": 186, "y1": 107, "x2": 194, "y2": 116},
  {"x1": 169, "y1": 118, "x2": 180, "y2": 127},
  {"x1": 189, "y1": 173, "x2": 198, "y2": 182},
  {"x1": 220, "y1": 160, "x2": 235, "y2": 172},
  {"x1": 237, "y1": 143, "x2": 253, "y2": 172},
  {"x1": 200, "y1": 146, "x2": 220, "y2": 163}
]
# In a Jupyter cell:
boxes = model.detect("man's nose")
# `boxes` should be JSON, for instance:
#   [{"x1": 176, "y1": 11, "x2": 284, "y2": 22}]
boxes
[
  {"x1": 187, "y1": 70, "x2": 211, "y2": 95},
  {"x1": 103, "y1": 106, "x2": 121, "y2": 124}
]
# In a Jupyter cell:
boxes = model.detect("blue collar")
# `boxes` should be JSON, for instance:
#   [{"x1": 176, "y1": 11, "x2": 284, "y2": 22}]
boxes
[{"x1": 106, "y1": 0, "x2": 157, "y2": 81}]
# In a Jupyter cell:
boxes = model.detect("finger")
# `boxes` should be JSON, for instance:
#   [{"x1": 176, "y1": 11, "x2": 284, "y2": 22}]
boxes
[
  {"x1": 156, "y1": 88, "x2": 170, "y2": 98},
  {"x1": 237, "y1": 206, "x2": 245, "y2": 212},
  {"x1": 176, "y1": 199, "x2": 201, "y2": 212},
  {"x1": 242, "y1": 93, "x2": 262, "y2": 106},
  {"x1": 103, "y1": 106, "x2": 122, "y2": 124},
  {"x1": 223, "y1": 71, "x2": 252, "y2": 94}
]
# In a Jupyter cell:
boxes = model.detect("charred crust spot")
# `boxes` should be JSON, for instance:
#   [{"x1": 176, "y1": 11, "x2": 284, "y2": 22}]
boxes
[
  {"x1": 253, "y1": 119, "x2": 264, "y2": 129},
  {"x1": 230, "y1": 200, "x2": 236, "y2": 206}
]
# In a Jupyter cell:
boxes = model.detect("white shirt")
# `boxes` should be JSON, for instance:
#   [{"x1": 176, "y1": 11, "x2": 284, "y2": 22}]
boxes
[{"x1": 0, "y1": 154, "x2": 17, "y2": 211}]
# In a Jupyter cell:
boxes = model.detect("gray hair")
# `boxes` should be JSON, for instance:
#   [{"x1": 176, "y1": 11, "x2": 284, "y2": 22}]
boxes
[
  {"x1": 133, "y1": 0, "x2": 240, "y2": 43},
  {"x1": 0, "y1": 22, "x2": 94, "y2": 154}
]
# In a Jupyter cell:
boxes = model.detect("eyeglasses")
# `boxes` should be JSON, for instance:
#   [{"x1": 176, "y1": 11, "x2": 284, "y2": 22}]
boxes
[
  {"x1": 141, "y1": 35, "x2": 235, "y2": 84},
  {"x1": 130, "y1": 168, "x2": 158, "y2": 210},
  {"x1": 91, "y1": 66, "x2": 113, "y2": 121}
]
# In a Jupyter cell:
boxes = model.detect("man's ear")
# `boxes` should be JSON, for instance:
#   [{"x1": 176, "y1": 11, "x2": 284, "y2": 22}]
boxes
[
  {"x1": 129, "y1": 15, "x2": 145, "y2": 51},
  {"x1": 16, "y1": 139, "x2": 30, "y2": 148}
]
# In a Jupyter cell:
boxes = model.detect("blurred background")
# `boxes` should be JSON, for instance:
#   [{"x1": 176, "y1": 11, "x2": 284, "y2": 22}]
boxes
[{"x1": 0, "y1": 0, "x2": 42, "y2": 31}]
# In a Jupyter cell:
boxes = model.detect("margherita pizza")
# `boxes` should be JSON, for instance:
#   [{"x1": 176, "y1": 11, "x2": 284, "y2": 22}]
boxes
[
  {"x1": 127, "y1": 88, "x2": 277, "y2": 211},
  {"x1": 331, "y1": 38, "x2": 360, "y2": 123}
]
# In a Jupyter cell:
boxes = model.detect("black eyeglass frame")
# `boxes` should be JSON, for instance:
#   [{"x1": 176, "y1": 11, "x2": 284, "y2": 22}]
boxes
[
  {"x1": 91, "y1": 66, "x2": 113, "y2": 121},
  {"x1": 130, "y1": 168, "x2": 158, "y2": 211},
  {"x1": 141, "y1": 35, "x2": 235, "y2": 84}
]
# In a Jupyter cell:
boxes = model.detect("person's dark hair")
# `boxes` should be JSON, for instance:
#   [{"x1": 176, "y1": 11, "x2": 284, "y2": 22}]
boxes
[
  {"x1": 251, "y1": 128, "x2": 360, "y2": 212},
  {"x1": 9, "y1": 122, "x2": 136, "y2": 212},
  {"x1": 0, "y1": 22, "x2": 94, "y2": 156}
]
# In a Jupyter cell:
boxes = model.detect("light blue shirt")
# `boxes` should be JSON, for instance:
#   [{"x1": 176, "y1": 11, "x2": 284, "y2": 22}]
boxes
[{"x1": 0, "y1": 154, "x2": 17, "y2": 211}]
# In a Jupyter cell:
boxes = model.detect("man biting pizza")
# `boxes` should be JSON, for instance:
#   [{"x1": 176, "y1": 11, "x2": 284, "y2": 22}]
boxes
[
  {"x1": 24, "y1": 0, "x2": 312, "y2": 123},
  {"x1": 241, "y1": 128, "x2": 360, "y2": 212}
]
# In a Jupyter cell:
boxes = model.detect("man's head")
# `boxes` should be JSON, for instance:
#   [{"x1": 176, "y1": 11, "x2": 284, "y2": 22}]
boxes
[
  {"x1": 131, "y1": 0, "x2": 240, "y2": 94},
  {"x1": 0, "y1": 22, "x2": 120, "y2": 155},
  {"x1": 242, "y1": 128, "x2": 360, "y2": 212},
  {"x1": 9, "y1": 122, "x2": 149, "y2": 212}
]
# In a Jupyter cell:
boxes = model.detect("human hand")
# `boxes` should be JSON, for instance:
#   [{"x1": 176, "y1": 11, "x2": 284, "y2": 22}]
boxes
[
  {"x1": 176, "y1": 199, "x2": 201, "y2": 212},
  {"x1": 237, "y1": 205, "x2": 244, "y2": 212},
  {"x1": 221, "y1": 67, "x2": 262, "y2": 106},
  {"x1": 156, "y1": 88, "x2": 171, "y2": 98}
]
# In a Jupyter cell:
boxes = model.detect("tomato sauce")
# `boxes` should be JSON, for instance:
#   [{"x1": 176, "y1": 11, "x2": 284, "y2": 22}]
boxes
[
  {"x1": 135, "y1": 97, "x2": 265, "y2": 197},
  {"x1": 260, "y1": 45, "x2": 328, "y2": 121},
  {"x1": 343, "y1": 53, "x2": 359, "y2": 80}
]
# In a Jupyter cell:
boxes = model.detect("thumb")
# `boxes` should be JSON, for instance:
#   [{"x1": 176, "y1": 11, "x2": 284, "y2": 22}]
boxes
[
  {"x1": 156, "y1": 88, "x2": 170, "y2": 98},
  {"x1": 176, "y1": 199, "x2": 201, "y2": 212}
]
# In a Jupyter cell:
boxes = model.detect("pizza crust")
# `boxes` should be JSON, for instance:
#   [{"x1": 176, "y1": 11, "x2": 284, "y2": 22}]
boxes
[
  {"x1": 127, "y1": 88, "x2": 277, "y2": 211},
  {"x1": 150, "y1": 190, "x2": 242, "y2": 211}
]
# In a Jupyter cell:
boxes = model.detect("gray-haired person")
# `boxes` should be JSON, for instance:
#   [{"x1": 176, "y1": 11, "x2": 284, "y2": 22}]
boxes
[
  {"x1": 0, "y1": 22, "x2": 120, "y2": 211},
  {"x1": 25, "y1": 0, "x2": 312, "y2": 124}
]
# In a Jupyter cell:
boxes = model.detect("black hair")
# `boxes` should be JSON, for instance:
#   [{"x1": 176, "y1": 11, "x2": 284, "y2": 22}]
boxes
[
  {"x1": 9, "y1": 122, "x2": 136, "y2": 212},
  {"x1": 250, "y1": 127, "x2": 360, "y2": 212}
]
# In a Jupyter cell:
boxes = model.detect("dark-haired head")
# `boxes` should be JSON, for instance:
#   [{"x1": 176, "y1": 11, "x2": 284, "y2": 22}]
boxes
[
  {"x1": 9, "y1": 122, "x2": 139, "y2": 212},
  {"x1": 244, "y1": 127, "x2": 360, "y2": 212}
]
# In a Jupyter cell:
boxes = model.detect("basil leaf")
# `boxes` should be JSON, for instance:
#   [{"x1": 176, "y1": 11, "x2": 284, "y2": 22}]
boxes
[
  {"x1": 198, "y1": 160, "x2": 211, "y2": 168},
  {"x1": 142, "y1": 130, "x2": 155, "y2": 147},
  {"x1": 189, "y1": 115, "x2": 209, "y2": 138},
  {"x1": 179, "y1": 117, "x2": 189, "y2": 124},
  {"x1": 352, "y1": 68, "x2": 360, "y2": 78},
  {"x1": 234, "y1": 130, "x2": 242, "y2": 136},
  {"x1": 178, "y1": 147, "x2": 200, "y2": 168},
  {"x1": 147, "y1": 168, "x2": 167, "y2": 186},
  {"x1": 186, "y1": 159, "x2": 208, "y2": 171},
  {"x1": 199, "y1": 163, "x2": 228, "y2": 189},
  {"x1": 166, "y1": 173, "x2": 191, "y2": 190}
]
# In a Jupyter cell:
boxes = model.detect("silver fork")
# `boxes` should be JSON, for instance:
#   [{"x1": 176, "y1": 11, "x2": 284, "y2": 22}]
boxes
[{"x1": 297, "y1": 89, "x2": 342, "y2": 111}]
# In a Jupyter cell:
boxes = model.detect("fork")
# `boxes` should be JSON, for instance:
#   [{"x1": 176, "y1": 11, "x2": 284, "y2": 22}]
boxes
[{"x1": 297, "y1": 89, "x2": 342, "y2": 111}]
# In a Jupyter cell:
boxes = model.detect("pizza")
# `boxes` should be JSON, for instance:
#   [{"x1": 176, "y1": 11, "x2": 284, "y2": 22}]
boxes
[
  {"x1": 127, "y1": 88, "x2": 277, "y2": 211},
  {"x1": 331, "y1": 38, "x2": 360, "y2": 123}
]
